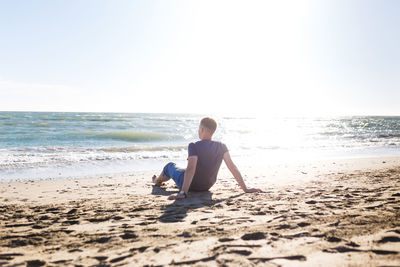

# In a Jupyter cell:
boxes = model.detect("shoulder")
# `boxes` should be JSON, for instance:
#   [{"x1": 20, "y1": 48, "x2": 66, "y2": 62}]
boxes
[
  {"x1": 188, "y1": 142, "x2": 197, "y2": 155},
  {"x1": 212, "y1": 140, "x2": 226, "y2": 145},
  {"x1": 212, "y1": 140, "x2": 229, "y2": 152},
  {"x1": 214, "y1": 140, "x2": 227, "y2": 146},
  {"x1": 188, "y1": 142, "x2": 196, "y2": 150}
]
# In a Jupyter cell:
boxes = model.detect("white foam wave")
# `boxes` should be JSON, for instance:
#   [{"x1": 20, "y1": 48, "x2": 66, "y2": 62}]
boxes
[{"x1": 0, "y1": 145, "x2": 187, "y2": 171}]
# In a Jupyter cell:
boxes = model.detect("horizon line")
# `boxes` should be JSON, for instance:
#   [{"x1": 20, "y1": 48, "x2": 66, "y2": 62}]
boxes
[{"x1": 1, "y1": 110, "x2": 399, "y2": 118}]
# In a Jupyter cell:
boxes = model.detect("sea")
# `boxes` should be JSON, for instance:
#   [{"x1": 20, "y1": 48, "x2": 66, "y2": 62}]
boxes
[{"x1": 0, "y1": 112, "x2": 399, "y2": 182}]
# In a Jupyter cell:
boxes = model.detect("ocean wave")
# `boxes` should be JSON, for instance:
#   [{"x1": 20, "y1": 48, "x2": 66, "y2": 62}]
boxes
[
  {"x1": 378, "y1": 133, "x2": 400, "y2": 138},
  {"x1": 95, "y1": 131, "x2": 182, "y2": 142},
  {"x1": 100, "y1": 145, "x2": 187, "y2": 152},
  {"x1": 222, "y1": 117, "x2": 256, "y2": 120},
  {"x1": 2, "y1": 112, "x2": 400, "y2": 159},
  {"x1": 146, "y1": 117, "x2": 183, "y2": 122},
  {"x1": 1, "y1": 144, "x2": 187, "y2": 154},
  {"x1": 0, "y1": 144, "x2": 187, "y2": 171}
]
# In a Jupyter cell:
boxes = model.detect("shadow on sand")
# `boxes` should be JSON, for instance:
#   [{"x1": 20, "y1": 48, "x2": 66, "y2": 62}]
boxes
[{"x1": 152, "y1": 185, "x2": 244, "y2": 223}]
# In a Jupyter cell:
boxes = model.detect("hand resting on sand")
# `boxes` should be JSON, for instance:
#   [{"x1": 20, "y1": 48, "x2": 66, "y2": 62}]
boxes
[
  {"x1": 168, "y1": 193, "x2": 186, "y2": 200},
  {"x1": 244, "y1": 188, "x2": 264, "y2": 193}
]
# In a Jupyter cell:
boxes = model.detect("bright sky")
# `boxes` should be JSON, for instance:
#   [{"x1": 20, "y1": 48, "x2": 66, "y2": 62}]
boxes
[{"x1": 0, "y1": 0, "x2": 399, "y2": 116}]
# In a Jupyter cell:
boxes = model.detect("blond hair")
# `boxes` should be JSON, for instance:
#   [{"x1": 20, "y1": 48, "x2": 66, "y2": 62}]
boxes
[{"x1": 200, "y1": 117, "x2": 217, "y2": 134}]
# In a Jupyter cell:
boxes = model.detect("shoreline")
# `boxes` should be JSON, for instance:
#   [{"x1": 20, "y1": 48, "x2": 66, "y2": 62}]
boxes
[
  {"x1": 0, "y1": 156, "x2": 399, "y2": 266},
  {"x1": 2, "y1": 153, "x2": 400, "y2": 184}
]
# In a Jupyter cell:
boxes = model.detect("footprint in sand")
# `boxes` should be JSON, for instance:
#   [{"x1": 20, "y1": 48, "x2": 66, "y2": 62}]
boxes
[
  {"x1": 276, "y1": 224, "x2": 292, "y2": 230},
  {"x1": 323, "y1": 246, "x2": 399, "y2": 255},
  {"x1": 305, "y1": 200, "x2": 317, "y2": 204},
  {"x1": 67, "y1": 208, "x2": 78, "y2": 214},
  {"x1": 228, "y1": 249, "x2": 252, "y2": 256},
  {"x1": 282, "y1": 232, "x2": 310, "y2": 239},
  {"x1": 120, "y1": 231, "x2": 138, "y2": 240},
  {"x1": 26, "y1": 260, "x2": 46, "y2": 267},
  {"x1": 109, "y1": 254, "x2": 133, "y2": 263},
  {"x1": 241, "y1": 232, "x2": 266, "y2": 240},
  {"x1": 0, "y1": 253, "x2": 24, "y2": 260},
  {"x1": 68, "y1": 249, "x2": 83, "y2": 253},
  {"x1": 326, "y1": 236, "x2": 342, "y2": 243},
  {"x1": 130, "y1": 246, "x2": 149, "y2": 253},
  {"x1": 87, "y1": 217, "x2": 112, "y2": 222},
  {"x1": 377, "y1": 236, "x2": 400, "y2": 243},
  {"x1": 297, "y1": 222, "x2": 310, "y2": 227},
  {"x1": 219, "y1": 238, "x2": 235, "y2": 242},
  {"x1": 62, "y1": 220, "x2": 80, "y2": 225},
  {"x1": 85, "y1": 237, "x2": 112, "y2": 244},
  {"x1": 178, "y1": 231, "x2": 192, "y2": 238},
  {"x1": 248, "y1": 255, "x2": 306, "y2": 263},
  {"x1": 346, "y1": 241, "x2": 360, "y2": 247},
  {"x1": 93, "y1": 256, "x2": 108, "y2": 262},
  {"x1": 51, "y1": 260, "x2": 73, "y2": 265}
]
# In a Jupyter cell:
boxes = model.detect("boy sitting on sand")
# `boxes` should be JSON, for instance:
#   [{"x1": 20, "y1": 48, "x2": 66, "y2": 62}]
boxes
[{"x1": 152, "y1": 117, "x2": 262, "y2": 200}]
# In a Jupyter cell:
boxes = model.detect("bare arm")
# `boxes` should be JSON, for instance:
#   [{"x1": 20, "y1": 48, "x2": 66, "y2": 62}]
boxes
[
  {"x1": 168, "y1": 156, "x2": 198, "y2": 200},
  {"x1": 223, "y1": 152, "x2": 262, "y2": 193},
  {"x1": 181, "y1": 156, "x2": 198, "y2": 194}
]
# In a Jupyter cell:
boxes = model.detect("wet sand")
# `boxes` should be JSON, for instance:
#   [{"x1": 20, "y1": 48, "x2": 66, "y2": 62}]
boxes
[{"x1": 0, "y1": 157, "x2": 400, "y2": 266}]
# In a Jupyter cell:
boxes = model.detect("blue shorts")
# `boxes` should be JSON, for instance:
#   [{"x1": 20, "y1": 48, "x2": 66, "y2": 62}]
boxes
[{"x1": 162, "y1": 162, "x2": 185, "y2": 189}]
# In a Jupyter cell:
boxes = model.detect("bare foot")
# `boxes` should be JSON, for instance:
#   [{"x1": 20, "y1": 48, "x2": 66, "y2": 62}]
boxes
[{"x1": 152, "y1": 174, "x2": 165, "y2": 186}]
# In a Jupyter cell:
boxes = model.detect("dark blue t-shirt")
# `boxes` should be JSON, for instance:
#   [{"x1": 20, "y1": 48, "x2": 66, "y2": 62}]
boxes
[{"x1": 188, "y1": 140, "x2": 228, "y2": 191}]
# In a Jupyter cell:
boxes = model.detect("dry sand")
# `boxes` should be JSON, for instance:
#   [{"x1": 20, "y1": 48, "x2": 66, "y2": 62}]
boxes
[{"x1": 0, "y1": 157, "x2": 400, "y2": 266}]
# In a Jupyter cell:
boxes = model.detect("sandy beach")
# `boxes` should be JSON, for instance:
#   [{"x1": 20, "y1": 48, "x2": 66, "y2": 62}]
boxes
[
  {"x1": 1, "y1": 157, "x2": 400, "y2": 266},
  {"x1": 2, "y1": 0, "x2": 400, "y2": 265}
]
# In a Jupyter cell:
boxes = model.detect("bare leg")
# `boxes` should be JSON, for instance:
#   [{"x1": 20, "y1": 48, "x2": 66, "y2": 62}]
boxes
[{"x1": 152, "y1": 171, "x2": 170, "y2": 186}]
